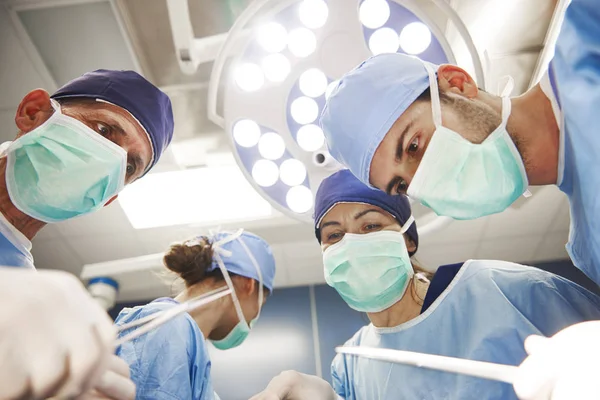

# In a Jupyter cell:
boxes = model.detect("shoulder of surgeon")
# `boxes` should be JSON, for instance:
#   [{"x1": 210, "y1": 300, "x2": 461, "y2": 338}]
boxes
[
  {"x1": 461, "y1": 259, "x2": 600, "y2": 315},
  {"x1": 115, "y1": 300, "x2": 208, "y2": 364}
]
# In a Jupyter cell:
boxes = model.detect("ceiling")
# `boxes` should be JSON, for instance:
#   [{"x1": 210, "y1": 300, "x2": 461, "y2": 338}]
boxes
[{"x1": 0, "y1": 0, "x2": 567, "y2": 301}]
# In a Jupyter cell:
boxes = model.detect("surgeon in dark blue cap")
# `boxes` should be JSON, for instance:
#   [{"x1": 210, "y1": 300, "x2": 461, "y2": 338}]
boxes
[
  {"x1": 253, "y1": 169, "x2": 600, "y2": 400},
  {"x1": 0, "y1": 70, "x2": 173, "y2": 400}
]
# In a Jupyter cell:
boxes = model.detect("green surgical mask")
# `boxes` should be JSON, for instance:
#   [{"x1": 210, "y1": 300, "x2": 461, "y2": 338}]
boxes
[
  {"x1": 209, "y1": 230, "x2": 264, "y2": 350},
  {"x1": 5, "y1": 99, "x2": 127, "y2": 223},
  {"x1": 406, "y1": 65, "x2": 529, "y2": 220},
  {"x1": 323, "y1": 217, "x2": 414, "y2": 313},
  {"x1": 211, "y1": 316, "x2": 258, "y2": 350}
]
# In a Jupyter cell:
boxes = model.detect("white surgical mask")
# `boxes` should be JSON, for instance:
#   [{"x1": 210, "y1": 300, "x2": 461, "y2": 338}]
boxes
[{"x1": 407, "y1": 64, "x2": 529, "y2": 220}]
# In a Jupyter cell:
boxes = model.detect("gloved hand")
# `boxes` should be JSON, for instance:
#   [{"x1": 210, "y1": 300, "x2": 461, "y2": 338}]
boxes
[
  {"x1": 514, "y1": 321, "x2": 600, "y2": 400},
  {"x1": 249, "y1": 371, "x2": 337, "y2": 400},
  {"x1": 0, "y1": 267, "x2": 116, "y2": 399},
  {"x1": 76, "y1": 355, "x2": 136, "y2": 400}
]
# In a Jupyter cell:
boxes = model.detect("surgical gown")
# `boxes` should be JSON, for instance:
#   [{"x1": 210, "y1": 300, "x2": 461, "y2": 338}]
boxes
[
  {"x1": 115, "y1": 298, "x2": 217, "y2": 400},
  {"x1": 331, "y1": 260, "x2": 600, "y2": 400},
  {"x1": 547, "y1": 0, "x2": 600, "y2": 284},
  {"x1": 0, "y1": 212, "x2": 34, "y2": 269}
]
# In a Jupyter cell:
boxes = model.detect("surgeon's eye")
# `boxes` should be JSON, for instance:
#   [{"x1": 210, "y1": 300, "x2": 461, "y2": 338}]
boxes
[
  {"x1": 126, "y1": 163, "x2": 135, "y2": 176},
  {"x1": 408, "y1": 136, "x2": 419, "y2": 153},
  {"x1": 327, "y1": 232, "x2": 344, "y2": 243},
  {"x1": 95, "y1": 122, "x2": 110, "y2": 137},
  {"x1": 396, "y1": 179, "x2": 408, "y2": 194},
  {"x1": 364, "y1": 223, "x2": 382, "y2": 232}
]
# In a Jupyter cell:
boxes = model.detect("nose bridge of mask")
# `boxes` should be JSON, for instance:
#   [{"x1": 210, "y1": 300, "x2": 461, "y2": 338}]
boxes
[{"x1": 325, "y1": 225, "x2": 413, "y2": 263}]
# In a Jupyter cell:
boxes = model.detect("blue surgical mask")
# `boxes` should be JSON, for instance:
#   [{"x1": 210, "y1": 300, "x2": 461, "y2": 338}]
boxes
[
  {"x1": 210, "y1": 231, "x2": 264, "y2": 350},
  {"x1": 4, "y1": 100, "x2": 127, "y2": 223},
  {"x1": 323, "y1": 217, "x2": 415, "y2": 313},
  {"x1": 406, "y1": 64, "x2": 529, "y2": 220}
]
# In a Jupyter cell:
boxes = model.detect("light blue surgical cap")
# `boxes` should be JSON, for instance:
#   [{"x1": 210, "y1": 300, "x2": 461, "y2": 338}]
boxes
[
  {"x1": 320, "y1": 53, "x2": 437, "y2": 187},
  {"x1": 206, "y1": 231, "x2": 276, "y2": 294}
]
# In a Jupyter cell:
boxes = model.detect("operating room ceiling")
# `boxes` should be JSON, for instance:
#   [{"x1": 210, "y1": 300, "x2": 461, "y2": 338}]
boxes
[{"x1": 0, "y1": 0, "x2": 569, "y2": 298}]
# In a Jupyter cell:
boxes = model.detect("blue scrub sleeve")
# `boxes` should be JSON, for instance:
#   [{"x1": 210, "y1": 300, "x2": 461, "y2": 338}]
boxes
[
  {"x1": 116, "y1": 310, "x2": 212, "y2": 400},
  {"x1": 331, "y1": 353, "x2": 348, "y2": 399}
]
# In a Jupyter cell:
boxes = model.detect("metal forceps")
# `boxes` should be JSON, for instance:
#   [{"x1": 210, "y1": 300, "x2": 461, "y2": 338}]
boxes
[{"x1": 115, "y1": 286, "x2": 232, "y2": 347}]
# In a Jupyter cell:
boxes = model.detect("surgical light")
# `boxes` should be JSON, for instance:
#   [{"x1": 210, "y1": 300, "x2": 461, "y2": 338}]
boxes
[
  {"x1": 298, "y1": 0, "x2": 329, "y2": 29},
  {"x1": 288, "y1": 28, "x2": 317, "y2": 58},
  {"x1": 206, "y1": 0, "x2": 483, "y2": 223},
  {"x1": 299, "y1": 68, "x2": 328, "y2": 98},
  {"x1": 369, "y1": 27, "x2": 399, "y2": 55},
  {"x1": 280, "y1": 158, "x2": 307, "y2": 186},
  {"x1": 286, "y1": 185, "x2": 313, "y2": 213},
  {"x1": 290, "y1": 96, "x2": 319, "y2": 124},
  {"x1": 234, "y1": 63, "x2": 264, "y2": 92},
  {"x1": 296, "y1": 124, "x2": 325, "y2": 152},
  {"x1": 258, "y1": 132, "x2": 286, "y2": 160},
  {"x1": 261, "y1": 53, "x2": 291, "y2": 82},
  {"x1": 359, "y1": 0, "x2": 390, "y2": 29},
  {"x1": 233, "y1": 119, "x2": 261, "y2": 148},
  {"x1": 257, "y1": 22, "x2": 288, "y2": 53},
  {"x1": 399, "y1": 22, "x2": 432, "y2": 55},
  {"x1": 252, "y1": 160, "x2": 279, "y2": 187}
]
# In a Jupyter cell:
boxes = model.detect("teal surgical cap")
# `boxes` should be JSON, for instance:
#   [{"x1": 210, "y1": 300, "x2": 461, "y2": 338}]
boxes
[{"x1": 319, "y1": 53, "x2": 437, "y2": 187}]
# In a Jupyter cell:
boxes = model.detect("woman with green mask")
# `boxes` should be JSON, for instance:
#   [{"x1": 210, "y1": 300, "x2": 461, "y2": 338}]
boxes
[
  {"x1": 115, "y1": 230, "x2": 275, "y2": 400},
  {"x1": 252, "y1": 169, "x2": 600, "y2": 400}
]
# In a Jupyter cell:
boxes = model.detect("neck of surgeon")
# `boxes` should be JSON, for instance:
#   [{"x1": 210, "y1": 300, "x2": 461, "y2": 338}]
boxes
[
  {"x1": 367, "y1": 274, "x2": 426, "y2": 328},
  {"x1": 175, "y1": 282, "x2": 231, "y2": 340},
  {"x1": 0, "y1": 158, "x2": 46, "y2": 240},
  {"x1": 500, "y1": 84, "x2": 560, "y2": 185}
]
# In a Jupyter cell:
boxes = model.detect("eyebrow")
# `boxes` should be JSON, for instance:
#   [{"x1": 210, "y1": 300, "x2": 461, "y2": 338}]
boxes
[
  {"x1": 107, "y1": 121, "x2": 149, "y2": 175},
  {"x1": 320, "y1": 221, "x2": 340, "y2": 229},
  {"x1": 386, "y1": 176, "x2": 401, "y2": 195},
  {"x1": 354, "y1": 209, "x2": 384, "y2": 219},
  {"x1": 131, "y1": 154, "x2": 144, "y2": 176},
  {"x1": 394, "y1": 120, "x2": 413, "y2": 162}
]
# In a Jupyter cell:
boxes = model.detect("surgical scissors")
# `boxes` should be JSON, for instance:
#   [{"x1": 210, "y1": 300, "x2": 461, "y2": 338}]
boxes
[{"x1": 115, "y1": 286, "x2": 232, "y2": 347}]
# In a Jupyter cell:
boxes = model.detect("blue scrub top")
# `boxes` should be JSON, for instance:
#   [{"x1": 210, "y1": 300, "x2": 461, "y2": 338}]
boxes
[
  {"x1": 547, "y1": 0, "x2": 600, "y2": 285},
  {"x1": 115, "y1": 298, "x2": 217, "y2": 400},
  {"x1": 331, "y1": 260, "x2": 600, "y2": 400},
  {"x1": 0, "y1": 212, "x2": 34, "y2": 269}
]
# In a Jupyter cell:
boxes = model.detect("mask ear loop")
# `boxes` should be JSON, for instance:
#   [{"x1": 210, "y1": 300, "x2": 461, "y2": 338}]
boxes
[
  {"x1": 400, "y1": 215, "x2": 415, "y2": 234},
  {"x1": 497, "y1": 77, "x2": 532, "y2": 198},
  {"x1": 498, "y1": 75, "x2": 514, "y2": 127},
  {"x1": 211, "y1": 229, "x2": 250, "y2": 331},
  {"x1": 237, "y1": 238, "x2": 264, "y2": 325},
  {"x1": 49, "y1": 99, "x2": 62, "y2": 115},
  {"x1": 423, "y1": 63, "x2": 443, "y2": 128}
]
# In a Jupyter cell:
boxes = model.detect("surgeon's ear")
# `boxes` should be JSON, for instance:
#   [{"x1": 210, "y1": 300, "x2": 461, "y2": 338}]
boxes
[
  {"x1": 437, "y1": 64, "x2": 479, "y2": 99},
  {"x1": 405, "y1": 237, "x2": 417, "y2": 254},
  {"x1": 15, "y1": 89, "x2": 53, "y2": 137},
  {"x1": 240, "y1": 277, "x2": 257, "y2": 299},
  {"x1": 104, "y1": 195, "x2": 119, "y2": 207}
]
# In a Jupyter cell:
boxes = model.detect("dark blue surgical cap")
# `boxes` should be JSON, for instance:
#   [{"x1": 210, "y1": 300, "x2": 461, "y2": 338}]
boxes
[
  {"x1": 51, "y1": 69, "x2": 174, "y2": 175},
  {"x1": 314, "y1": 169, "x2": 419, "y2": 255}
]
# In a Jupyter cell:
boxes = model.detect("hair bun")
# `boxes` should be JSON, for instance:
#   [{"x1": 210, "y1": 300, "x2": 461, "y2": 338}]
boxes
[{"x1": 163, "y1": 237, "x2": 214, "y2": 286}]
